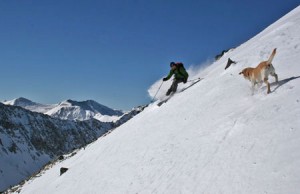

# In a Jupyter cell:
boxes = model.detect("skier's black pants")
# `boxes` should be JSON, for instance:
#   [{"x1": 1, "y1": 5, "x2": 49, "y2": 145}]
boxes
[{"x1": 166, "y1": 79, "x2": 184, "y2": 95}]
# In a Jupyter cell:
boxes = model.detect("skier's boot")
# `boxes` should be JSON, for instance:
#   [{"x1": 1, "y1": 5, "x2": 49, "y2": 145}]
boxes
[{"x1": 166, "y1": 89, "x2": 172, "y2": 96}]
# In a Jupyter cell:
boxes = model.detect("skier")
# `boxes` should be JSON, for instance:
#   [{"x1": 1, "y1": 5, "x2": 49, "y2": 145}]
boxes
[{"x1": 163, "y1": 62, "x2": 189, "y2": 96}]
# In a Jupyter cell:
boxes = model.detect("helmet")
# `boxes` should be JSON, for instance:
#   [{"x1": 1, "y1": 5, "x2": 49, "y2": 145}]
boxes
[{"x1": 170, "y1": 62, "x2": 176, "y2": 67}]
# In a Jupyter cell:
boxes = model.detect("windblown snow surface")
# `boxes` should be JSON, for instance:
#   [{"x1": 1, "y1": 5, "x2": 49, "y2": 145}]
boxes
[{"x1": 11, "y1": 6, "x2": 300, "y2": 194}]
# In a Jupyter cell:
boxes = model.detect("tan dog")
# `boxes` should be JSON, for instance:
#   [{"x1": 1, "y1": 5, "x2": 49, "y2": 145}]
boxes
[{"x1": 239, "y1": 48, "x2": 278, "y2": 94}]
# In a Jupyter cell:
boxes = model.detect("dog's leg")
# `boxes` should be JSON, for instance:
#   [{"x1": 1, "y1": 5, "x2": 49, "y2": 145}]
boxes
[
  {"x1": 251, "y1": 81, "x2": 255, "y2": 95},
  {"x1": 257, "y1": 81, "x2": 262, "y2": 88},
  {"x1": 264, "y1": 77, "x2": 271, "y2": 94},
  {"x1": 271, "y1": 72, "x2": 278, "y2": 83}
]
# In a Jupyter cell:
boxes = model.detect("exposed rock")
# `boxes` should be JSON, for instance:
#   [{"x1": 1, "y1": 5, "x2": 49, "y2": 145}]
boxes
[{"x1": 60, "y1": 167, "x2": 69, "y2": 176}]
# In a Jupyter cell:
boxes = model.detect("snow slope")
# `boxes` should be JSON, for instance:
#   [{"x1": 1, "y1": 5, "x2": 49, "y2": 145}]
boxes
[{"x1": 10, "y1": 6, "x2": 300, "y2": 194}]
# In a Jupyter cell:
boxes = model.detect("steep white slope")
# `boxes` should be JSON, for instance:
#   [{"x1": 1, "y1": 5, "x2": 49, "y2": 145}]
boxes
[{"x1": 14, "y1": 6, "x2": 300, "y2": 194}]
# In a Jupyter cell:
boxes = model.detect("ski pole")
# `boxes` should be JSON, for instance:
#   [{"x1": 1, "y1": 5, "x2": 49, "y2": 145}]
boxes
[{"x1": 151, "y1": 81, "x2": 164, "y2": 102}]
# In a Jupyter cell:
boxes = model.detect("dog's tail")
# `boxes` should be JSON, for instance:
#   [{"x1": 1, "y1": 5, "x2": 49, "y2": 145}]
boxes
[{"x1": 266, "y1": 48, "x2": 277, "y2": 65}]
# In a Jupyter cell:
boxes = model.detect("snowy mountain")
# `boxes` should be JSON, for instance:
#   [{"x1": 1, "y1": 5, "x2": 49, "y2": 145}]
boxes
[
  {"x1": 0, "y1": 103, "x2": 115, "y2": 192},
  {"x1": 3, "y1": 98, "x2": 123, "y2": 122},
  {"x1": 5, "y1": 6, "x2": 300, "y2": 194},
  {"x1": 0, "y1": 99, "x2": 145, "y2": 192},
  {"x1": 45, "y1": 99, "x2": 123, "y2": 122},
  {"x1": 2, "y1": 97, "x2": 55, "y2": 113}
]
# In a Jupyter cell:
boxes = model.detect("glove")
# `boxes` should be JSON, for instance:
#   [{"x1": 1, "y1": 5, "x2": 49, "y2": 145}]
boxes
[{"x1": 163, "y1": 77, "x2": 168, "y2": 81}]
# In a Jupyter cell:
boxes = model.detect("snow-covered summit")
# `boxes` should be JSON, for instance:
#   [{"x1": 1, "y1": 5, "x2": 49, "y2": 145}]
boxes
[
  {"x1": 8, "y1": 6, "x2": 300, "y2": 194},
  {"x1": 45, "y1": 99, "x2": 123, "y2": 122},
  {"x1": 4, "y1": 97, "x2": 35, "y2": 107},
  {"x1": 3, "y1": 97, "x2": 55, "y2": 113},
  {"x1": 2, "y1": 98, "x2": 124, "y2": 122}
]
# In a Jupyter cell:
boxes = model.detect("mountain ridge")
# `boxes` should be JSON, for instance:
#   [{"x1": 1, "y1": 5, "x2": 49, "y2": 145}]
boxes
[
  {"x1": 0, "y1": 103, "x2": 113, "y2": 192},
  {"x1": 0, "y1": 101, "x2": 146, "y2": 192},
  {"x1": 2, "y1": 97, "x2": 124, "y2": 122}
]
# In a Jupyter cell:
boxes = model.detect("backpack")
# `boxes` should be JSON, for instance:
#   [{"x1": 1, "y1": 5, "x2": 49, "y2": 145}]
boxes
[
  {"x1": 175, "y1": 62, "x2": 184, "y2": 68},
  {"x1": 175, "y1": 62, "x2": 189, "y2": 81}
]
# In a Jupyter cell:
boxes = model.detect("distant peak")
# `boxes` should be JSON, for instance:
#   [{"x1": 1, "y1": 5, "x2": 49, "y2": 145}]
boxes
[
  {"x1": 66, "y1": 99, "x2": 75, "y2": 103},
  {"x1": 7, "y1": 97, "x2": 36, "y2": 107},
  {"x1": 15, "y1": 97, "x2": 32, "y2": 102},
  {"x1": 13, "y1": 97, "x2": 35, "y2": 104}
]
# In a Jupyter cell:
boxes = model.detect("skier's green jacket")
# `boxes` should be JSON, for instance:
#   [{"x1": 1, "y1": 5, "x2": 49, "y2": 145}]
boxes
[{"x1": 164, "y1": 65, "x2": 189, "y2": 82}]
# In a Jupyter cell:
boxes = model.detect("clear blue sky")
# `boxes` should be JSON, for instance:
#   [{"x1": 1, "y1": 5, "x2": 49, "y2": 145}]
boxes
[{"x1": 0, "y1": 0, "x2": 299, "y2": 110}]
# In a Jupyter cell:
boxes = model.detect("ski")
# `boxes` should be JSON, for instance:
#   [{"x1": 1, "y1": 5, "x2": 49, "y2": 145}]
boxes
[
  {"x1": 157, "y1": 78, "x2": 203, "y2": 106},
  {"x1": 157, "y1": 93, "x2": 174, "y2": 106},
  {"x1": 180, "y1": 78, "x2": 203, "y2": 92}
]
